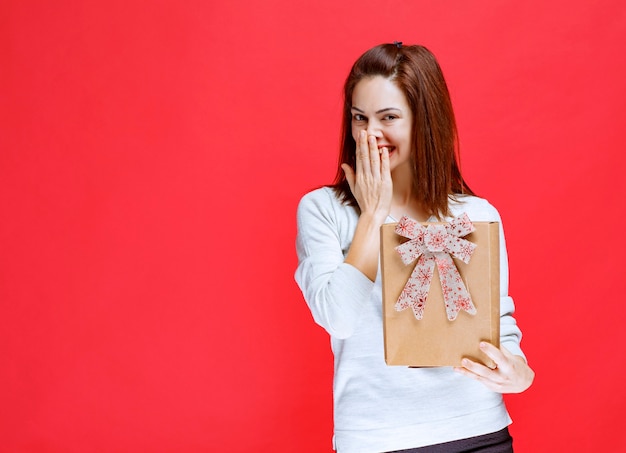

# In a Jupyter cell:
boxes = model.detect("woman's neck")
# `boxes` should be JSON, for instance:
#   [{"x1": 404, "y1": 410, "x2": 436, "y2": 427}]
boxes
[{"x1": 390, "y1": 165, "x2": 429, "y2": 221}]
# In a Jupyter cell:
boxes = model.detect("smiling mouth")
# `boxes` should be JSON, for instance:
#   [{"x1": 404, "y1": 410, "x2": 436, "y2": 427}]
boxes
[{"x1": 378, "y1": 146, "x2": 396, "y2": 154}]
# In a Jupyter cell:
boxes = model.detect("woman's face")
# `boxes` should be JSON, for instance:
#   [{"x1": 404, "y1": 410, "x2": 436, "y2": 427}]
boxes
[{"x1": 351, "y1": 76, "x2": 413, "y2": 173}]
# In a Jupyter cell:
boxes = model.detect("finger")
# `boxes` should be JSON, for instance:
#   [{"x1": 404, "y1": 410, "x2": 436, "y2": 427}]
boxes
[
  {"x1": 480, "y1": 342, "x2": 507, "y2": 369},
  {"x1": 368, "y1": 135, "x2": 380, "y2": 174},
  {"x1": 459, "y1": 358, "x2": 495, "y2": 380},
  {"x1": 357, "y1": 130, "x2": 371, "y2": 176},
  {"x1": 354, "y1": 131, "x2": 363, "y2": 177},
  {"x1": 499, "y1": 345, "x2": 518, "y2": 361},
  {"x1": 380, "y1": 147, "x2": 390, "y2": 180},
  {"x1": 454, "y1": 364, "x2": 504, "y2": 393},
  {"x1": 341, "y1": 164, "x2": 355, "y2": 194}
]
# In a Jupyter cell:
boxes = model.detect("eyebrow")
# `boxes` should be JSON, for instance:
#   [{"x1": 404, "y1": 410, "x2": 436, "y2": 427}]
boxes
[{"x1": 351, "y1": 107, "x2": 402, "y2": 114}]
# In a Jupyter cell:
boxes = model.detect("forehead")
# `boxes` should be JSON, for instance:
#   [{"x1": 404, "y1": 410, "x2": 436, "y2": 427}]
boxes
[{"x1": 351, "y1": 76, "x2": 409, "y2": 110}]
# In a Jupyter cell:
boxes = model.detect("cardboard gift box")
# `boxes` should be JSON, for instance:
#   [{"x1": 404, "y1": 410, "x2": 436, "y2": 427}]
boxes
[{"x1": 380, "y1": 214, "x2": 500, "y2": 367}]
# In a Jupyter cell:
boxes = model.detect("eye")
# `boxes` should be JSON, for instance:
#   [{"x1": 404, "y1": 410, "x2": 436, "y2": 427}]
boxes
[
  {"x1": 352, "y1": 114, "x2": 367, "y2": 122},
  {"x1": 383, "y1": 114, "x2": 398, "y2": 121}
]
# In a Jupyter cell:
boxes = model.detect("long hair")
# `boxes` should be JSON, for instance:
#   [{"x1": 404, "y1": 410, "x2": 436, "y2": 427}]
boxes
[{"x1": 331, "y1": 43, "x2": 474, "y2": 220}]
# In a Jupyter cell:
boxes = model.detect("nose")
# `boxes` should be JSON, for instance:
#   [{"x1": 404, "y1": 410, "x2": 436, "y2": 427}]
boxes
[{"x1": 366, "y1": 120, "x2": 383, "y2": 138}]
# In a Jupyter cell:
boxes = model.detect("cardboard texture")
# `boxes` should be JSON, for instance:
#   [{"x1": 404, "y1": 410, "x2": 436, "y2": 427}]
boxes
[{"x1": 380, "y1": 221, "x2": 500, "y2": 367}]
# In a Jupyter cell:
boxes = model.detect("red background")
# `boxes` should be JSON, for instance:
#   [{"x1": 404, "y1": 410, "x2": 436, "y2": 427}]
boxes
[{"x1": 2, "y1": 1, "x2": 625, "y2": 452}]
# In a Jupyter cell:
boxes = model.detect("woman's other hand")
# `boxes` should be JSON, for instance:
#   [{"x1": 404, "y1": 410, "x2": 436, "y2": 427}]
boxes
[{"x1": 454, "y1": 342, "x2": 535, "y2": 394}]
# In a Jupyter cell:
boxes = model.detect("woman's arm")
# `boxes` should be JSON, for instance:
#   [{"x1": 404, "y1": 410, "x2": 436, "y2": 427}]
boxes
[
  {"x1": 295, "y1": 189, "x2": 375, "y2": 339},
  {"x1": 295, "y1": 131, "x2": 392, "y2": 339}
]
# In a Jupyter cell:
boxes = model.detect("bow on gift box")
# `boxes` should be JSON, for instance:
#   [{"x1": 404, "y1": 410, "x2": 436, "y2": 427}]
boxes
[{"x1": 394, "y1": 213, "x2": 477, "y2": 321}]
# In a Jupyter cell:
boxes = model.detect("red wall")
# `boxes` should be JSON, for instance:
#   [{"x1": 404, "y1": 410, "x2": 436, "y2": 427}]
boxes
[{"x1": 2, "y1": 1, "x2": 625, "y2": 451}]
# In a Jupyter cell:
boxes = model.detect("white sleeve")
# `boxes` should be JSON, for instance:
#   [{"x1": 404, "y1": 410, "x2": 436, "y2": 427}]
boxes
[
  {"x1": 294, "y1": 190, "x2": 374, "y2": 339},
  {"x1": 455, "y1": 197, "x2": 526, "y2": 359},
  {"x1": 491, "y1": 205, "x2": 525, "y2": 360}
]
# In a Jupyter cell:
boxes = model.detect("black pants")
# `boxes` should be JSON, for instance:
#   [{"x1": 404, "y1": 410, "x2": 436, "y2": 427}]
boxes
[{"x1": 387, "y1": 427, "x2": 513, "y2": 453}]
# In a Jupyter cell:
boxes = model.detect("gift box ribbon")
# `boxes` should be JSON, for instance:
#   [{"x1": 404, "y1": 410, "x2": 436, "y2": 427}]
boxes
[{"x1": 394, "y1": 213, "x2": 477, "y2": 321}]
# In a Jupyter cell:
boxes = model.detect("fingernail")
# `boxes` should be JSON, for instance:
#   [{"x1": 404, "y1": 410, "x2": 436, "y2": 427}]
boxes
[{"x1": 480, "y1": 342, "x2": 487, "y2": 349}]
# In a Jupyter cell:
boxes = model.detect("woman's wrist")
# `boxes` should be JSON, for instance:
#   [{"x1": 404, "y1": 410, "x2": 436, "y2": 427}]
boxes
[{"x1": 358, "y1": 208, "x2": 388, "y2": 228}]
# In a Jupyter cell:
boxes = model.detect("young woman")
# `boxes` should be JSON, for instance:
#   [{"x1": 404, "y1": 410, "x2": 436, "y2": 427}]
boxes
[{"x1": 295, "y1": 43, "x2": 534, "y2": 453}]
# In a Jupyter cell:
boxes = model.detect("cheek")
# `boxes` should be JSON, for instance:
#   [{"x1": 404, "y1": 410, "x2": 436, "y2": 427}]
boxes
[{"x1": 399, "y1": 126, "x2": 412, "y2": 145}]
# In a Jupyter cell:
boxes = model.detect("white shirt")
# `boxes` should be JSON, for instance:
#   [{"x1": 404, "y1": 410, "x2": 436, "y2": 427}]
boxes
[{"x1": 295, "y1": 187, "x2": 525, "y2": 453}]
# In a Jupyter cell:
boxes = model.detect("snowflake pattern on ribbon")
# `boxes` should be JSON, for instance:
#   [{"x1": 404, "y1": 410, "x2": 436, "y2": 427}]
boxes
[{"x1": 394, "y1": 213, "x2": 478, "y2": 321}]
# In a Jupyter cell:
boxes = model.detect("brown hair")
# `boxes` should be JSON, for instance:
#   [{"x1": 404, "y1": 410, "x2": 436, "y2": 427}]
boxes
[{"x1": 331, "y1": 43, "x2": 474, "y2": 220}]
